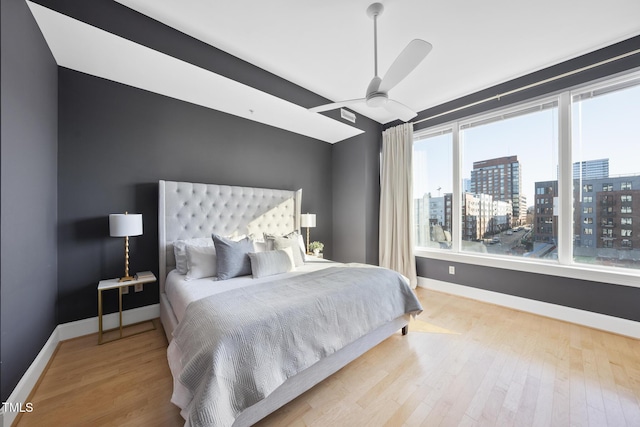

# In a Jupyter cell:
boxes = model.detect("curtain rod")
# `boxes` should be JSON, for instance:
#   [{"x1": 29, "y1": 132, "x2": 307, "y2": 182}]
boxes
[{"x1": 413, "y1": 48, "x2": 640, "y2": 126}]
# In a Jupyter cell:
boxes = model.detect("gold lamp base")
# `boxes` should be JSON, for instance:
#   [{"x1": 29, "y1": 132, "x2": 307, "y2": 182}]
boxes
[{"x1": 119, "y1": 235, "x2": 134, "y2": 283}]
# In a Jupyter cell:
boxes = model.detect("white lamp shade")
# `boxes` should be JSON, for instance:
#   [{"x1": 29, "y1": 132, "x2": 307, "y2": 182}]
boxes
[
  {"x1": 300, "y1": 213, "x2": 316, "y2": 228},
  {"x1": 109, "y1": 213, "x2": 143, "y2": 237}
]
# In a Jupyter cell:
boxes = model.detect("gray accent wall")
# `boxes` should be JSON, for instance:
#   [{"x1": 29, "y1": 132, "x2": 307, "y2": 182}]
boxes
[
  {"x1": 398, "y1": 37, "x2": 640, "y2": 321},
  {"x1": 1, "y1": 0, "x2": 59, "y2": 401},
  {"x1": 417, "y1": 258, "x2": 640, "y2": 322},
  {"x1": 57, "y1": 68, "x2": 341, "y2": 323},
  {"x1": 332, "y1": 124, "x2": 382, "y2": 265}
]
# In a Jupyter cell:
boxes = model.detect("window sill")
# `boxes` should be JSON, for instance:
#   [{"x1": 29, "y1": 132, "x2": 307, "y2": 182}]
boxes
[{"x1": 415, "y1": 248, "x2": 640, "y2": 289}]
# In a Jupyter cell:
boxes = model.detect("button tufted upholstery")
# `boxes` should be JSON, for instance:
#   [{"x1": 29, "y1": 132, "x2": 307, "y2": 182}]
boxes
[{"x1": 159, "y1": 180, "x2": 302, "y2": 291}]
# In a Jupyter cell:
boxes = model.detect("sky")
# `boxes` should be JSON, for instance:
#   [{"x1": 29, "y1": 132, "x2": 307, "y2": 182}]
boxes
[{"x1": 414, "y1": 81, "x2": 640, "y2": 206}]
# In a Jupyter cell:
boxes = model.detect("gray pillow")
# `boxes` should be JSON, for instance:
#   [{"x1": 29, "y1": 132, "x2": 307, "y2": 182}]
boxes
[
  {"x1": 212, "y1": 234, "x2": 254, "y2": 280},
  {"x1": 248, "y1": 248, "x2": 294, "y2": 278}
]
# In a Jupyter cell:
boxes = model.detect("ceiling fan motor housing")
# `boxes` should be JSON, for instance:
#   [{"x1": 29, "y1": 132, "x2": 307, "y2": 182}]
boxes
[
  {"x1": 366, "y1": 92, "x2": 388, "y2": 107},
  {"x1": 366, "y1": 76, "x2": 387, "y2": 107}
]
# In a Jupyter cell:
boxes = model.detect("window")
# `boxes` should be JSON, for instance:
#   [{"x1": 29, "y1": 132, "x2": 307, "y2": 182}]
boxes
[
  {"x1": 413, "y1": 128, "x2": 453, "y2": 250},
  {"x1": 601, "y1": 218, "x2": 614, "y2": 227},
  {"x1": 460, "y1": 100, "x2": 557, "y2": 257},
  {"x1": 572, "y1": 73, "x2": 640, "y2": 269},
  {"x1": 413, "y1": 70, "x2": 640, "y2": 275}
]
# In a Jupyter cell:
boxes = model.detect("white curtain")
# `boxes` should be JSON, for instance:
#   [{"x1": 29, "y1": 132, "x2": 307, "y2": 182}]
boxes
[{"x1": 379, "y1": 122, "x2": 417, "y2": 288}]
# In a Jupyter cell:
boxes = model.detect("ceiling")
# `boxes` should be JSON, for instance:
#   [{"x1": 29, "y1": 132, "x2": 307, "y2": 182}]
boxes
[
  {"x1": 27, "y1": 1, "x2": 364, "y2": 144},
  {"x1": 112, "y1": 0, "x2": 640, "y2": 124}
]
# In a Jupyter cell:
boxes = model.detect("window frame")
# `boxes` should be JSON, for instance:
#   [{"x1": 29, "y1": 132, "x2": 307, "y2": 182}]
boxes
[{"x1": 413, "y1": 69, "x2": 640, "y2": 288}]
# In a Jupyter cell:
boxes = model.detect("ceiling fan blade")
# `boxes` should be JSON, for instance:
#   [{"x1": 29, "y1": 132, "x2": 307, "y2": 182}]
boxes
[
  {"x1": 384, "y1": 99, "x2": 418, "y2": 122},
  {"x1": 309, "y1": 99, "x2": 366, "y2": 113},
  {"x1": 379, "y1": 39, "x2": 432, "y2": 93}
]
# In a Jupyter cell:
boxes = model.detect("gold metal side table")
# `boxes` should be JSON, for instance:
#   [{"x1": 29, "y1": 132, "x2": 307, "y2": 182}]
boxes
[{"x1": 97, "y1": 273, "x2": 157, "y2": 344}]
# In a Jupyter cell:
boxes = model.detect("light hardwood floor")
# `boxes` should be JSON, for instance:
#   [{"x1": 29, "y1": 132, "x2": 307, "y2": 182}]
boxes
[{"x1": 15, "y1": 288, "x2": 640, "y2": 426}]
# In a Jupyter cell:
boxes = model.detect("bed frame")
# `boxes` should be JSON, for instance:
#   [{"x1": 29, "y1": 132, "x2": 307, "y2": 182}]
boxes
[{"x1": 158, "y1": 180, "x2": 409, "y2": 426}]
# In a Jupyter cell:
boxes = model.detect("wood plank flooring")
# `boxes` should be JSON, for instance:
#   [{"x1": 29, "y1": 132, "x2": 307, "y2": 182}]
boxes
[{"x1": 15, "y1": 288, "x2": 640, "y2": 426}]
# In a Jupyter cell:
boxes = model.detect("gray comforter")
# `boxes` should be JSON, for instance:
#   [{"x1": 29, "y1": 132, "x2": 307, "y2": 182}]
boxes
[{"x1": 171, "y1": 265, "x2": 423, "y2": 427}]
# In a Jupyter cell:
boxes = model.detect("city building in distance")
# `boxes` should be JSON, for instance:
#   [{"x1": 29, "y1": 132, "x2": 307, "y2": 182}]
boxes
[
  {"x1": 470, "y1": 155, "x2": 527, "y2": 226},
  {"x1": 533, "y1": 162, "x2": 640, "y2": 266}
]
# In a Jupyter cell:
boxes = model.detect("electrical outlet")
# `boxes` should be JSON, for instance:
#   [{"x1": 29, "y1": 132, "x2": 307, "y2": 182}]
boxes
[
  {"x1": 134, "y1": 283, "x2": 144, "y2": 292},
  {"x1": 448, "y1": 266, "x2": 455, "y2": 275},
  {"x1": 122, "y1": 286, "x2": 129, "y2": 295}
]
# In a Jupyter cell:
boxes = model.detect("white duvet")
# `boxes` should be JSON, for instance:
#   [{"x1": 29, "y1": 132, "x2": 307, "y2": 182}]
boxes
[{"x1": 167, "y1": 263, "x2": 422, "y2": 427}]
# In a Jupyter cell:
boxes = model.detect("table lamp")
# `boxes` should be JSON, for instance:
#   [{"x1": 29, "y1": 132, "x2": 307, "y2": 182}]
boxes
[
  {"x1": 300, "y1": 213, "x2": 316, "y2": 254},
  {"x1": 109, "y1": 212, "x2": 143, "y2": 282}
]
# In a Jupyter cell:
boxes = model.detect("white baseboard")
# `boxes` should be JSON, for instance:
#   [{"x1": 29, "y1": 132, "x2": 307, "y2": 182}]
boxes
[
  {"x1": 57, "y1": 303, "x2": 160, "y2": 341},
  {"x1": 2, "y1": 304, "x2": 159, "y2": 427},
  {"x1": 418, "y1": 277, "x2": 640, "y2": 339}
]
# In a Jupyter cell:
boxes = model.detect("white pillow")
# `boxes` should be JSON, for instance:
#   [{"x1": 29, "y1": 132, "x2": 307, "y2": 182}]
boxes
[
  {"x1": 264, "y1": 231, "x2": 307, "y2": 265},
  {"x1": 185, "y1": 245, "x2": 217, "y2": 280},
  {"x1": 173, "y1": 237, "x2": 214, "y2": 275},
  {"x1": 253, "y1": 240, "x2": 268, "y2": 253},
  {"x1": 296, "y1": 234, "x2": 309, "y2": 261},
  {"x1": 248, "y1": 248, "x2": 294, "y2": 278},
  {"x1": 272, "y1": 236, "x2": 304, "y2": 267}
]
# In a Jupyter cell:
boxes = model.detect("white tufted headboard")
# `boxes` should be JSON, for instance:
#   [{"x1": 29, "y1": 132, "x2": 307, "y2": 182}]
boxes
[{"x1": 158, "y1": 180, "x2": 302, "y2": 292}]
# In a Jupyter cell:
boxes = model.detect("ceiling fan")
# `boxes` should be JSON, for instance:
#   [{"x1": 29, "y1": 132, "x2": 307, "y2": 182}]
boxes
[{"x1": 309, "y1": 2, "x2": 432, "y2": 122}]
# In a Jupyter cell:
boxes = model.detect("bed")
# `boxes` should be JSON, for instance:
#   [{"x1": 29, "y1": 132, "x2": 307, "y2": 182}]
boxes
[{"x1": 158, "y1": 180, "x2": 422, "y2": 427}]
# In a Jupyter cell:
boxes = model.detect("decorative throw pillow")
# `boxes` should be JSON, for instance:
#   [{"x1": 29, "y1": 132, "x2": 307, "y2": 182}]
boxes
[
  {"x1": 272, "y1": 236, "x2": 304, "y2": 267},
  {"x1": 212, "y1": 234, "x2": 254, "y2": 280},
  {"x1": 264, "y1": 231, "x2": 306, "y2": 266},
  {"x1": 185, "y1": 245, "x2": 217, "y2": 280},
  {"x1": 173, "y1": 237, "x2": 214, "y2": 275},
  {"x1": 248, "y1": 248, "x2": 294, "y2": 278},
  {"x1": 253, "y1": 240, "x2": 268, "y2": 253},
  {"x1": 263, "y1": 232, "x2": 276, "y2": 251}
]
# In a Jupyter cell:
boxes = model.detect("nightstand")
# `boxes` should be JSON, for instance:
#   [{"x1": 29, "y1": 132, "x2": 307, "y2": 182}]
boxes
[
  {"x1": 306, "y1": 254, "x2": 329, "y2": 263},
  {"x1": 98, "y1": 272, "x2": 157, "y2": 344}
]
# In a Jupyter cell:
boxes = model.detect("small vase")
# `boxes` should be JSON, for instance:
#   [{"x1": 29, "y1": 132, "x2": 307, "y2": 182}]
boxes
[{"x1": 313, "y1": 249, "x2": 320, "y2": 256}]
